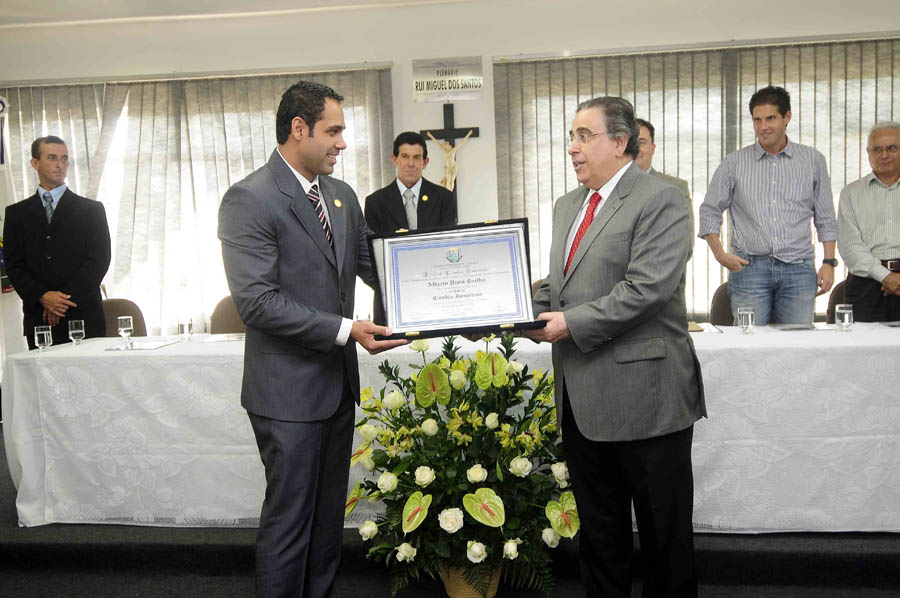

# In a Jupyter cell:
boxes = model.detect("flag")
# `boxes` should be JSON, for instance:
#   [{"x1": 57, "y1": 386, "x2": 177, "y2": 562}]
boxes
[{"x1": 0, "y1": 95, "x2": 27, "y2": 369}]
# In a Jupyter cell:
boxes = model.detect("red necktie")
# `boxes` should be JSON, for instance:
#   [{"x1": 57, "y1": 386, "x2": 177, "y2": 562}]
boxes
[{"x1": 564, "y1": 192, "x2": 602, "y2": 274}]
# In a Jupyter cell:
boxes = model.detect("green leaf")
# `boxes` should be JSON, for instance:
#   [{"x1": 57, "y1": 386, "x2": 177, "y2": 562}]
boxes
[
  {"x1": 545, "y1": 491, "x2": 580, "y2": 538},
  {"x1": 474, "y1": 352, "x2": 509, "y2": 389},
  {"x1": 415, "y1": 363, "x2": 450, "y2": 407},
  {"x1": 462, "y1": 487, "x2": 506, "y2": 527},
  {"x1": 401, "y1": 491, "x2": 432, "y2": 534},
  {"x1": 495, "y1": 460, "x2": 504, "y2": 482}
]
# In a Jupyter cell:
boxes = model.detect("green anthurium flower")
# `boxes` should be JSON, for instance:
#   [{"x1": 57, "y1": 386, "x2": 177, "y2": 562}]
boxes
[
  {"x1": 474, "y1": 352, "x2": 509, "y2": 390},
  {"x1": 463, "y1": 487, "x2": 506, "y2": 527},
  {"x1": 349, "y1": 444, "x2": 372, "y2": 467},
  {"x1": 345, "y1": 482, "x2": 365, "y2": 518},
  {"x1": 415, "y1": 363, "x2": 450, "y2": 407},
  {"x1": 401, "y1": 491, "x2": 432, "y2": 534},
  {"x1": 545, "y1": 490, "x2": 580, "y2": 538}
]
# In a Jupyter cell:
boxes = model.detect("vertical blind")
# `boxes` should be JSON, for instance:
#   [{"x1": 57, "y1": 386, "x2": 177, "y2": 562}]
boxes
[
  {"x1": 494, "y1": 38, "x2": 900, "y2": 319},
  {"x1": 1, "y1": 68, "x2": 394, "y2": 333}
]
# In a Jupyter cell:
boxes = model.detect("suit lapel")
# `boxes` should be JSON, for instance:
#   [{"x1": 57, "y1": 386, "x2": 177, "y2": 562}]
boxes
[
  {"x1": 318, "y1": 176, "x2": 346, "y2": 276},
  {"x1": 416, "y1": 179, "x2": 438, "y2": 228},
  {"x1": 26, "y1": 193, "x2": 47, "y2": 223},
  {"x1": 49, "y1": 188, "x2": 76, "y2": 224},
  {"x1": 386, "y1": 182, "x2": 409, "y2": 230},
  {"x1": 269, "y1": 150, "x2": 337, "y2": 268}
]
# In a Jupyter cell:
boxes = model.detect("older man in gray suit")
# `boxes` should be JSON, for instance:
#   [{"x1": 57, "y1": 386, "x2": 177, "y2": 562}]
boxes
[
  {"x1": 528, "y1": 97, "x2": 705, "y2": 598},
  {"x1": 218, "y1": 81, "x2": 404, "y2": 598}
]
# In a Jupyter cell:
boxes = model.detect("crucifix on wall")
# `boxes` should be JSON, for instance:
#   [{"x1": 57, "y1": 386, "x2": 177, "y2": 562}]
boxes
[{"x1": 420, "y1": 103, "x2": 479, "y2": 195}]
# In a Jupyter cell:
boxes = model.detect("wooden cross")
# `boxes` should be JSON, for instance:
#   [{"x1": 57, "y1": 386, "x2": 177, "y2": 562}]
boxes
[{"x1": 420, "y1": 103, "x2": 479, "y2": 196}]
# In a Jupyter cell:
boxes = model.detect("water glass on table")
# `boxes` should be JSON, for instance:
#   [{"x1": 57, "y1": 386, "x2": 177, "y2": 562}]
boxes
[
  {"x1": 737, "y1": 306, "x2": 755, "y2": 334},
  {"x1": 117, "y1": 315, "x2": 134, "y2": 349},
  {"x1": 178, "y1": 317, "x2": 193, "y2": 342},
  {"x1": 34, "y1": 325, "x2": 53, "y2": 351},
  {"x1": 68, "y1": 319, "x2": 85, "y2": 345},
  {"x1": 835, "y1": 304, "x2": 854, "y2": 332}
]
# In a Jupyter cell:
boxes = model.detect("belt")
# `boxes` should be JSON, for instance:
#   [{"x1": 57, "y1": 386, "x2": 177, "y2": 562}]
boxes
[{"x1": 883, "y1": 259, "x2": 900, "y2": 272}]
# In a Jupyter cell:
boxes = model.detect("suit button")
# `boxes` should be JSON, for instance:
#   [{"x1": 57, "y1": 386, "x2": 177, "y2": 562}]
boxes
[
  {"x1": 341, "y1": 293, "x2": 347, "y2": 302},
  {"x1": 560, "y1": 300, "x2": 566, "y2": 307}
]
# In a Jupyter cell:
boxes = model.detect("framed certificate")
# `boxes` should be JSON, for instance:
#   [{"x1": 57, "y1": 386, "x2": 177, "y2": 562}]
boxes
[{"x1": 369, "y1": 219, "x2": 546, "y2": 339}]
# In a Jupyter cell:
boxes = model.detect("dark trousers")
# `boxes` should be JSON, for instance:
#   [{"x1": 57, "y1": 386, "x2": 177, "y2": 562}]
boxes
[
  {"x1": 845, "y1": 273, "x2": 900, "y2": 322},
  {"x1": 248, "y1": 385, "x2": 355, "y2": 598},
  {"x1": 562, "y1": 390, "x2": 697, "y2": 598}
]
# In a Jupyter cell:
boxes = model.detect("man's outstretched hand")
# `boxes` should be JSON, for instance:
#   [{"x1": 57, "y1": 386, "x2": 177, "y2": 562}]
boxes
[{"x1": 351, "y1": 320, "x2": 408, "y2": 354}]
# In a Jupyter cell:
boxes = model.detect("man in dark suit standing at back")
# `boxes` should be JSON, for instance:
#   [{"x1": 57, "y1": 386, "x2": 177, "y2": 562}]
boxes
[
  {"x1": 528, "y1": 97, "x2": 705, "y2": 597},
  {"x1": 3, "y1": 136, "x2": 110, "y2": 349},
  {"x1": 364, "y1": 131, "x2": 457, "y2": 323},
  {"x1": 218, "y1": 81, "x2": 404, "y2": 598}
]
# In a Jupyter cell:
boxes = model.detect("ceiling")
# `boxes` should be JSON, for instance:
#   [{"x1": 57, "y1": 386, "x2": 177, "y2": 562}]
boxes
[{"x1": 0, "y1": 0, "x2": 469, "y2": 27}]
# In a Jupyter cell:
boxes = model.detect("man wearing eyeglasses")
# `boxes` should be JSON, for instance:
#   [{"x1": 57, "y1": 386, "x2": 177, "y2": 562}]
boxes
[
  {"x1": 699, "y1": 85, "x2": 838, "y2": 325},
  {"x1": 837, "y1": 121, "x2": 900, "y2": 321},
  {"x1": 528, "y1": 97, "x2": 705, "y2": 598}
]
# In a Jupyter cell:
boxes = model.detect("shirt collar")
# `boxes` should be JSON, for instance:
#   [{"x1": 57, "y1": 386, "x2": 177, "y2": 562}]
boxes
[
  {"x1": 754, "y1": 137, "x2": 794, "y2": 160},
  {"x1": 866, "y1": 171, "x2": 900, "y2": 190},
  {"x1": 37, "y1": 184, "x2": 67, "y2": 207},
  {"x1": 396, "y1": 177, "x2": 423, "y2": 200},
  {"x1": 588, "y1": 160, "x2": 633, "y2": 203},
  {"x1": 277, "y1": 149, "x2": 318, "y2": 195}
]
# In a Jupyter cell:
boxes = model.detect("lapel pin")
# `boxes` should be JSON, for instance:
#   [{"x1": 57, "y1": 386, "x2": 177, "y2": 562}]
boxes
[
  {"x1": 421, "y1": 195, "x2": 429, "y2": 202},
  {"x1": 333, "y1": 199, "x2": 342, "y2": 208}
]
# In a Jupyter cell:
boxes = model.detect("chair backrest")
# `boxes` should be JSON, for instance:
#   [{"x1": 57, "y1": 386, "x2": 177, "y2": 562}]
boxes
[
  {"x1": 826, "y1": 280, "x2": 847, "y2": 324},
  {"x1": 709, "y1": 282, "x2": 733, "y2": 326},
  {"x1": 210, "y1": 295, "x2": 246, "y2": 334},
  {"x1": 102, "y1": 298, "x2": 148, "y2": 337},
  {"x1": 531, "y1": 278, "x2": 545, "y2": 298}
]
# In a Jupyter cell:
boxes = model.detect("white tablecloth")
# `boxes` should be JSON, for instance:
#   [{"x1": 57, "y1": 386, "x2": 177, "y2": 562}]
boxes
[{"x1": 3, "y1": 325, "x2": 899, "y2": 532}]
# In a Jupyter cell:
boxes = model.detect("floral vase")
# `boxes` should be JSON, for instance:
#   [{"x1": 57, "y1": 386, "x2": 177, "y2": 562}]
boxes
[{"x1": 437, "y1": 562, "x2": 501, "y2": 598}]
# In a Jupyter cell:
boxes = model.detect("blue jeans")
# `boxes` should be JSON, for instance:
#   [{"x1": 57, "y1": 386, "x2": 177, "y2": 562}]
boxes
[{"x1": 727, "y1": 255, "x2": 817, "y2": 325}]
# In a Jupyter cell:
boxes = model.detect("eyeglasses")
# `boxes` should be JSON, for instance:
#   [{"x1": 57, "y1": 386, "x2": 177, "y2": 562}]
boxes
[
  {"x1": 568, "y1": 130, "x2": 608, "y2": 145},
  {"x1": 867, "y1": 144, "x2": 899, "y2": 155}
]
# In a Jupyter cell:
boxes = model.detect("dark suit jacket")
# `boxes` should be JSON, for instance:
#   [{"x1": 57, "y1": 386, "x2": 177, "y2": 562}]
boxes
[
  {"x1": 218, "y1": 150, "x2": 376, "y2": 422},
  {"x1": 363, "y1": 177, "x2": 456, "y2": 323},
  {"x1": 533, "y1": 163, "x2": 705, "y2": 442},
  {"x1": 3, "y1": 188, "x2": 111, "y2": 346},
  {"x1": 364, "y1": 177, "x2": 457, "y2": 235}
]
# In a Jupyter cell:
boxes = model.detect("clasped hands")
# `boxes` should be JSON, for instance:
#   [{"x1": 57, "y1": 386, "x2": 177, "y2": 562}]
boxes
[{"x1": 40, "y1": 290, "x2": 77, "y2": 326}]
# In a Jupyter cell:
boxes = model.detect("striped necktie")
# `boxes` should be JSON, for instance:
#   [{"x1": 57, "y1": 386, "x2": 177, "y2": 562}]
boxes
[
  {"x1": 307, "y1": 184, "x2": 333, "y2": 247},
  {"x1": 43, "y1": 191, "x2": 55, "y2": 223}
]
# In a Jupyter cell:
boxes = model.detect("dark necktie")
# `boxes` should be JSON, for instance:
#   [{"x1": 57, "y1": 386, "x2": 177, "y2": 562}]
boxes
[
  {"x1": 43, "y1": 191, "x2": 55, "y2": 223},
  {"x1": 307, "y1": 184, "x2": 333, "y2": 247},
  {"x1": 564, "y1": 192, "x2": 602, "y2": 274}
]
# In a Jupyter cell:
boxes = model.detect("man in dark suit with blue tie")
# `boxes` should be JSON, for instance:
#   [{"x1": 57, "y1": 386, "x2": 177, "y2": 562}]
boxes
[
  {"x1": 218, "y1": 81, "x2": 404, "y2": 598},
  {"x1": 3, "y1": 135, "x2": 110, "y2": 349}
]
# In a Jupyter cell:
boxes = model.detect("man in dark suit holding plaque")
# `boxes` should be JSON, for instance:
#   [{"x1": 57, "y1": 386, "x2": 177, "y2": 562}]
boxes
[
  {"x1": 364, "y1": 131, "x2": 457, "y2": 323},
  {"x1": 218, "y1": 80, "x2": 404, "y2": 598},
  {"x1": 528, "y1": 97, "x2": 705, "y2": 597}
]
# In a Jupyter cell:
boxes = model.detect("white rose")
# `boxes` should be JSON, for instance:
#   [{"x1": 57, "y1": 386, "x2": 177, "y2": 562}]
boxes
[
  {"x1": 484, "y1": 412, "x2": 499, "y2": 429},
  {"x1": 414, "y1": 465, "x2": 435, "y2": 487},
  {"x1": 438, "y1": 507, "x2": 464, "y2": 534},
  {"x1": 360, "y1": 454, "x2": 375, "y2": 472},
  {"x1": 466, "y1": 540, "x2": 487, "y2": 564},
  {"x1": 466, "y1": 464, "x2": 488, "y2": 483},
  {"x1": 421, "y1": 418, "x2": 439, "y2": 436},
  {"x1": 541, "y1": 528, "x2": 560, "y2": 548},
  {"x1": 409, "y1": 339, "x2": 430, "y2": 353},
  {"x1": 506, "y1": 360, "x2": 525, "y2": 375},
  {"x1": 449, "y1": 369, "x2": 467, "y2": 390},
  {"x1": 377, "y1": 471, "x2": 398, "y2": 493},
  {"x1": 396, "y1": 542, "x2": 417, "y2": 562},
  {"x1": 509, "y1": 456, "x2": 533, "y2": 478},
  {"x1": 358, "y1": 520, "x2": 378, "y2": 541},
  {"x1": 551, "y1": 462, "x2": 570, "y2": 488},
  {"x1": 503, "y1": 539, "x2": 521, "y2": 560},
  {"x1": 383, "y1": 390, "x2": 405, "y2": 411},
  {"x1": 358, "y1": 424, "x2": 378, "y2": 443}
]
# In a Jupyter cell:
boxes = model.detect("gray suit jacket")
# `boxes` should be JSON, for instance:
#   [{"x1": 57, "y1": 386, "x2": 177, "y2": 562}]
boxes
[
  {"x1": 218, "y1": 150, "x2": 375, "y2": 422},
  {"x1": 534, "y1": 162, "x2": 706, "y2": 442},
  {"x1": 649, "y1": 167, "x2": 694, "y2": 251}
]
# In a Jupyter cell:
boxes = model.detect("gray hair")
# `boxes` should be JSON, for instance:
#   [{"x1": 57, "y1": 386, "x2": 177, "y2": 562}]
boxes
[
  {"x1": 576, "y1": 97, "x2": 639, "y2": 157},
  {"x1": 869, "y1": 121, "x2": 900, "y2": 139}
]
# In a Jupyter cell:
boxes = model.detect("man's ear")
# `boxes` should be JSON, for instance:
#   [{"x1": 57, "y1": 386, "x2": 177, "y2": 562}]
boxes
[{"x1": 292, "y1": 116, "x2": 308, "y2": 140}]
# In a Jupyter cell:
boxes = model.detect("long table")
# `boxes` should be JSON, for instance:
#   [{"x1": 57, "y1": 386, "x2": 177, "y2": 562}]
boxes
[{"x1": 4, "y1": 324, "x2": 900, "y2": 532}]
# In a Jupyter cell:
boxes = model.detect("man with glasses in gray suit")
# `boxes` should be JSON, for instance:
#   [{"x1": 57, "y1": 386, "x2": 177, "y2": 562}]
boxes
[{"x1": 528, "y1": 96, "x2": 705, "y2": 598}]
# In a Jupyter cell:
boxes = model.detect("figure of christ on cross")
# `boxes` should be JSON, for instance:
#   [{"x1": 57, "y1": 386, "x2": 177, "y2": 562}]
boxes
[{"x1": 420, "y1": 103, "x2": 479, "y2": 194}]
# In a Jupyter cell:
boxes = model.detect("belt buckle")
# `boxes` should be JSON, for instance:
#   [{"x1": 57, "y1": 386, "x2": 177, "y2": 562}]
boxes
[{"x1": 888, "y1": 260, "x2": 900, "y2": 271}]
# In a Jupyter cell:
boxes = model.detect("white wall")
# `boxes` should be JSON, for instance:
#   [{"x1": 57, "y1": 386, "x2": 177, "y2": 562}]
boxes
[{"x1": 2, "y1": 0, "x2": 898, "y2": 221}]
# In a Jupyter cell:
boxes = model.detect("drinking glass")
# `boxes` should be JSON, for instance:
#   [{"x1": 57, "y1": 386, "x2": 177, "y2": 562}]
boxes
[
  {"x1": 68, "y1": 319, "x2": 85, "y2": 345},
  {"x1": 117, "y1": 315, "x2": 134, "y2": 349},
  {"x1": 835, "y1": 304, "x2": 854, "y2": 332},
  {"x1": 737, "y1": 306, "x2": 755, "y2": 334},
  {"x1": 35, "y1": 325, "x2": 53, "y2": 352},
  {"x1": 178, "y1": 317, "x2": 193, "y2": 342}
]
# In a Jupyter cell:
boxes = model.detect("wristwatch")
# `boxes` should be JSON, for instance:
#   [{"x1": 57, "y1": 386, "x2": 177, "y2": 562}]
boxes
[{"x1": 822, "y1": 258, "x2": 839, "y2": 267}]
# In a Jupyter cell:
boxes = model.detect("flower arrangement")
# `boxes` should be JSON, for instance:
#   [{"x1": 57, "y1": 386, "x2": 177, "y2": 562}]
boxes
[{"x1": 345, "y1": 334, "x2": 579, "y2": 597}]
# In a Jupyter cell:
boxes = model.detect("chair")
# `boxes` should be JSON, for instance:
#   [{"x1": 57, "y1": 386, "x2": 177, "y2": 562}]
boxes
[
  {"x1": 709, "y1": 282, "x2": 733, "y2": 326},
  {"x1": 102, "y1": 298, "x2": 148, "y2": 337},
  {"x1": 531, "y1": 278, "x2": 545, "y2": 298},
  {"x1": 826, "y1": 280, "x2": 847, "y2": 324},
  {"x1": 210, "y1": 295, "x2": 246, "y2": 334}
]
